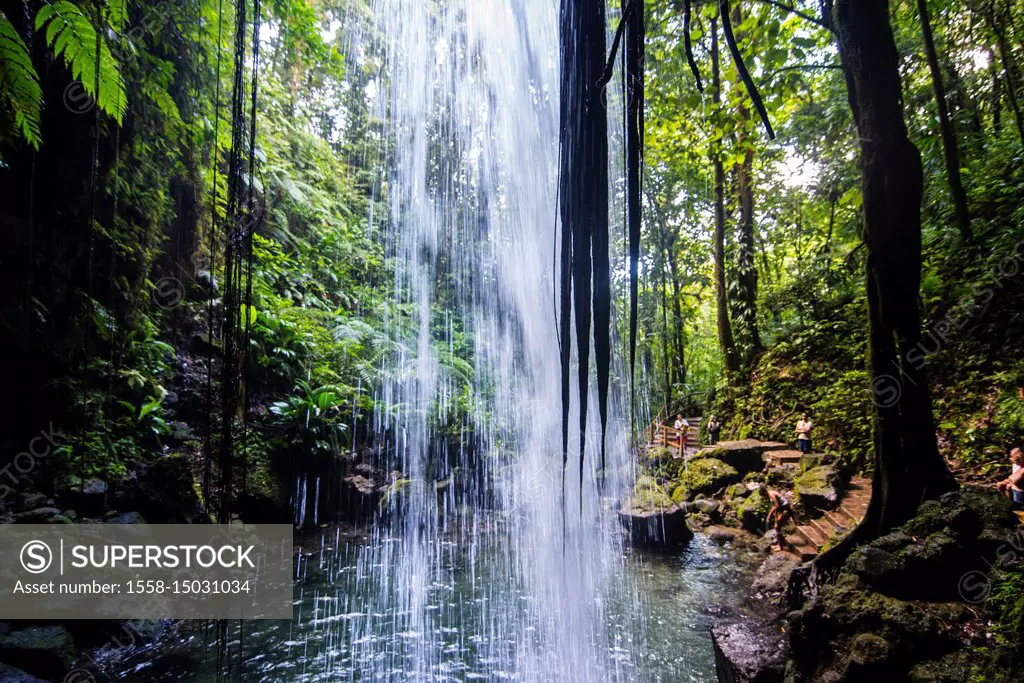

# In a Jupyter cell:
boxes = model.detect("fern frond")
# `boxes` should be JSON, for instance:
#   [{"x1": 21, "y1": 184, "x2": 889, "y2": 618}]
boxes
[
  {"x1": 36, "y1": 1, "x2": 127, "y2": 124},
  {"x1": 0, "y1": 12, "x2": 43, "y2": 148}
]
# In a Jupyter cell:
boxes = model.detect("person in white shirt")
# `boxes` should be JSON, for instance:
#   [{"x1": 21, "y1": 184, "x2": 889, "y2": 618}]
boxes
[
  {"x1": 996, "y1": 447, "x2": 1024, "y2": 508},
  {"x1": 673, "y1": 414, "x2": 690, "y2": 456},
  {"x1": 795, "y1": 413, "x2": 814, "y2": 454}
]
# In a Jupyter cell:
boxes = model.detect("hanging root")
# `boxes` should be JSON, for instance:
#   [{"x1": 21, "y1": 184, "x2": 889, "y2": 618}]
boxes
[
  {"x1": 718, "y1": 0, "x2": 775, "y2": 139},
  {"x1": 683, "y1": 0, "x2": 704, "y2": 93}
]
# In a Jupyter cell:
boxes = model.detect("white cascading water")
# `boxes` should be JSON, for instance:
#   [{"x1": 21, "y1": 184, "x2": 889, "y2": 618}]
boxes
[{"x1": 348, "y1": 0, "x2": 648, "y2": 679}]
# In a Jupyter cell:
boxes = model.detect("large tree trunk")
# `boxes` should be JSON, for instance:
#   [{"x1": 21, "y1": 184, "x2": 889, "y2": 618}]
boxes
[
  {"x1": 732, "y1": 3, "x2": 762, "y2": 364},
  {"x1": 786, "y1": 0, "x2": 961, "y2": 590},
  {"x1": 711, "y1": 16, "x2": 740, "y2": 377},
  {"x1": 916, "y1": 0, "x2": 971, "y2": 242},
  {"x1": 823, "y1": 0, "x2": 957, "y2": 558}
]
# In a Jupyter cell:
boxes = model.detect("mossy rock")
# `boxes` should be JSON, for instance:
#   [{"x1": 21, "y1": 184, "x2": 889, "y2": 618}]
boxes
[
  {"x1": 628, "y1": 475, "x2": 675, "y2": 513},
  {"x1": 240, "y1": 454, "x2": 291, "y2": 523},
  {"x1": 794, "y1": 464, "x2": 844, "y2": 510},
  {"x1": 737, "y1": 486, "x2": 772, "y2": 532},
  {"x1": 690, "y1": 439, "x2": 765, "y2": 474},
  {"x1": 725, "y1": 483, "x2": 750, "y2": 500},
  {"x1": 671, "y1": 458, "x2": 740, "y2": 500},
  {"x1": 642, "y1": 447, "x2": 684, "y2": 480}
]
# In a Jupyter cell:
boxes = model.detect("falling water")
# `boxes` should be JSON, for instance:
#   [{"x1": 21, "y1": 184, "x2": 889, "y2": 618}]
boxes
[
  {"x1": 359, "y1": 0, "x2": 645, "y2": 679},
  {"x1": 106, "y1": 3, "x2": 753, "y2": 681}
]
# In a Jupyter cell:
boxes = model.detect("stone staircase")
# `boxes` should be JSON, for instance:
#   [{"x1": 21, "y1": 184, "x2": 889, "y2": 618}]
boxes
[{"x1": 785, "y1": 476, "x2": 872, "y2": 561}]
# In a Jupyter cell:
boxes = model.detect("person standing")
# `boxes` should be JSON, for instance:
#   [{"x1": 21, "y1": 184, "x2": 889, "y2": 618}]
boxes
[
  {"x1": 673, "y1": 414, "x2": 690, "y2": 456},
  {"x1": 795, "y1": 413, "x2": 813, "y2": 454},
  {"x1": 707, "y1": 415, "x2": 722, "y2": 445},
  {"x1": 995, "y1": 447, "x2": 1024, "y2": 509}
]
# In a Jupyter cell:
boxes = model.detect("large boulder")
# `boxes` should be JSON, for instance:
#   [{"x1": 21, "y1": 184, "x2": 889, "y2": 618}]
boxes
[
  {"x1": 752, "y1": 552, "x2": 800, "y2": 604},
  {"x1": 618, "y1": 477, "x2": 693, "y2": 549},
  {"x1": 0, "y1": 626, "x2": 75, "y2": 680},
  {"x1": 671, "y1": 458, "x2": 741, "y2": 500},
  {"x1": 737, "y1": 487, "x2": 772, "y2": 532},
  {"x1": 794, "y1": 465, "x2": 844, "y2": 510},
  {"x1": 712, "y1": 619, "x2": 788, "y2": 682},
  {"x1": 691, "y1": 440, "x2": 766, "y2": 475}
]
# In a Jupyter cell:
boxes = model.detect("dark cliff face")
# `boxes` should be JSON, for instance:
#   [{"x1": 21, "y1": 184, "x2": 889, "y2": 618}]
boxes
[{"x1": 785, "y1": 487, "x2": 1021, "y2": 682}]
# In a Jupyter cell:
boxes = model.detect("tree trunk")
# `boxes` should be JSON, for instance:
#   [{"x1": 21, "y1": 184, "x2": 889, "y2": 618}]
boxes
[
  {"x1": 825, "y1": 0, "x2": 957, "y2": 553},
  {"x1": 916, "y1": 0, "x2": 971, "y2": 241},
  {"x1": 991, "y1": 51, "x2": 1003, "y2": 137},
  {"x1": 917, "y1": 0, "x2": 970, "y2": 242},
  {"x1": 988, "y1": 5, "x2": 1024, "y2": 145},
  {"x1": 732, "y1": 2, "x2": 763, "y2": 363},
  {"x1": 711, "y1": 16, "x2": 740, "y2": 377}
]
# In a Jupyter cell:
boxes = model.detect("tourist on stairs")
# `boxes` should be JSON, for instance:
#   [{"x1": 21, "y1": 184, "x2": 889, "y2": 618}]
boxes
[
  {"x1": 995, "y1": 447, "x2": 1024, "y2": 509},
  {"x1": 674, "y1": 414, "x2": 690, "y2": 457},
  {"x1": 707, "y1": 415, "x2": 721, "y2": 445},
  {"x1": 795, "y1": 413, "x2": 814, "y2": 454}
]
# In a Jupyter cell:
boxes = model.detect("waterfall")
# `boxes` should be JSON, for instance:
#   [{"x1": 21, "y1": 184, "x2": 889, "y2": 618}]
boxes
[{"x1": 342, "y1": 0, "x2": 647, "y2": 679}]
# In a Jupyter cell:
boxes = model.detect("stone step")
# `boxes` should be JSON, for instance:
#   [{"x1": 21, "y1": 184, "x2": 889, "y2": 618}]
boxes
[
  {"x1": 796, "y1": 524, "x2": 828, "y2": 548},
  {"x1": 785, "y1": 536, "x2": 818, "y2": 561},
  {"x1": 764, "y1": 449, "x2": 803, "y2": 465},
  {"x1": 807, "y1": 517, "x2": 835, "y2": 542},
  {"x1": 823, "y1": 510, "x2": 853, "y2": 531}
]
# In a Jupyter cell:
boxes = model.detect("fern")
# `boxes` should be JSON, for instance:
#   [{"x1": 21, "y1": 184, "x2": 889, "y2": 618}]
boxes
[
  {"x1": 35, "y1": 1, "x2": 126, "y2": 124},
  {"x1": 0, "y1": 12, "x2": 43, "y2": 148}
]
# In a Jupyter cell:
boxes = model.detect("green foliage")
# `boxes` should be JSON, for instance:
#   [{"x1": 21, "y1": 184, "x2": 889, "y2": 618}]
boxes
[
  {"x1": 0, "y1": 13, "x2": 42, "y2": 149},
  {"x1": 36, "y1": 0, "x2": 127, "y2": 123}
]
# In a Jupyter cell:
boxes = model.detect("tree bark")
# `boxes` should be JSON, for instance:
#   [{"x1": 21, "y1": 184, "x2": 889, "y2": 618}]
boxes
[
  {"x1": 988, "y1": 4, "x2": 1024, "y2": 145},
  {"x1": 827, "y1": 0, "x2": 957, "y2": 549},
  {"x1": 916, "y1": 0, "x2": 971, "y2": 241},
  {"x1": 733, "y1": 3, "x2": 763, "y2": 364},
  {"x1": 711, "y1": 16, "x2": 740, "y2": 377}
]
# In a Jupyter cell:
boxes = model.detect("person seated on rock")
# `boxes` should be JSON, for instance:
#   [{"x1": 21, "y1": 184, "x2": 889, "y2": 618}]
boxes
[
  {"x1": 995, "y1": 447, "x2": 1024, "y2": 508},
  {"x1": 765, "y1": 487, "x2": 792, "y2": 550},
  {"x1": 795, "y1": 413, "x2": 814, "y2": 454},
  {"x1": 707, "y1": 415, "x2": 722, "y2": 445},
  {"x1": 673, "y1": 414, "x2": 690, "y2": 456}
]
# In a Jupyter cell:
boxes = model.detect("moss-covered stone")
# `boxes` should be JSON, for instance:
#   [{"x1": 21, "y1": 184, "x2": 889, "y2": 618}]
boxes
[
  {"x1": 794, "y1": 464, "x2": 843, "y2": 510},
  {"x1": 736, "y1": 486, "x2": 772, "y2": 532},
  {"x1": 670, "y1": 458, "x2": 740, "y2": 500},
  {"x1": 690, "y1": 439, "x2": 765, "y2": 474}
]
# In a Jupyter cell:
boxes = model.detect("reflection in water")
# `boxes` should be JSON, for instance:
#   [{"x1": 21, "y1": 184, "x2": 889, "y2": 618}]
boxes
[{"x1": 110, "y1": 530, "x2": 753, "y2": 681}]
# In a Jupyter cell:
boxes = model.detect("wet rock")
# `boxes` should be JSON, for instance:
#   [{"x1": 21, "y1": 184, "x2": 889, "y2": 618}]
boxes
[
  {"x1": 619, "y1": 477, "x2": 693, "y2": 549},
  {"x1": 0, "y1": 625, "x2": 75, "y2": 680},
  {"x1": 19, "y1": 492, "x2": 48, "y2": 511},
  {"x1": 14, "y1": 507, "x2": 69, "y2": 523},
  {"x1": 711, "y1": 619, "x2": 787, "y2": 682},
  {"x1": 707, "y1": 525, "x2": 740, "y2": 544},
  {"x1": 794, "y1": 465, "x2": 844, "y2": 511},
  {"x1": 106, "y1": 511, "x2": 146, "y2": 524},
  {"x1": 752, "y1": 552, "x2": 800, "y2": 603}
]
